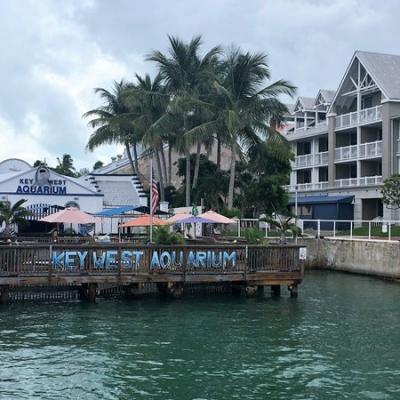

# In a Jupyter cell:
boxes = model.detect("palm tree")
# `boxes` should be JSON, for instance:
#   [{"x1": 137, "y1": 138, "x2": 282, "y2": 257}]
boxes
[
  {"x1": 187, "y1": 48, "x2": 296, "y2": 209},
  {"x1": 0, "y1": 199, "x2": 32, "y2": 235},
  {"x1": 262, "y1": 213, "x2": 301, "y2": 243},
  {"x1": 146, "y1": 35, "x2": 221, "y2": 206},
  {"x1": 129, "y1": 73, "x2": 169, "y2": 200},
  {"x1": 83, "y1": 80, "x2": 139, "y2": 174},
  {"x1": 54, "y1": 154, "x2": 77, "y2": 177}
]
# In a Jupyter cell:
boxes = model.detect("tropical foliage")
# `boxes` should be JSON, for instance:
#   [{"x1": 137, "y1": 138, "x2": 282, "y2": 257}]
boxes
[
  {"x1": 84, "y1": 35, "x2": 296, "y2": 211},
  {"x1": 153, "y1": 226, "x2": 185, "y2": 245},
  {"x1": 262, "y1": 212, "x2": 301, "y2": 243},
  {"x1": 381, "y1": 174, "x2": 400, "y2": 209},
  {"x1": 0, "y1": 199, "x2": 32, "y2": 235}
]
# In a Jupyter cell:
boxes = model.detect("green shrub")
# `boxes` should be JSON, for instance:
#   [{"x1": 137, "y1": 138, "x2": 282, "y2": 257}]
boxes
[
  {"x1": 243, "y1": 227, "x2": 264, "y2": 244},
  {"x1": 220, "y1": 207, "x2": 241, "y2": 219},
  {"x1": 153, "y1": 226, "x2": 185, "y2": 245}
]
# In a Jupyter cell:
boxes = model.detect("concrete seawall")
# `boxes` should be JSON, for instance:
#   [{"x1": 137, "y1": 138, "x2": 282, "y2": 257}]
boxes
[{"x1": 301, "y1": 238, "x2": 400, "y2": 279}]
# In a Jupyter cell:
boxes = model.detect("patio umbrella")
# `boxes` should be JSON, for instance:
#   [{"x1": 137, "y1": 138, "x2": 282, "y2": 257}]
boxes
[
  {"x1": 173, "y1": 215, "x2": 216, "y2": 224},
  {"x1": 199, "y1": 210, "x2": 236, "y2": 224},
  {"x1": 40, "y1": 207, "x2": 97, "y2": 224},
  {"x1": 166, "y1": 213, "x2": 191, "y2": 224},
  {"x1": 119, "y1": 214, "x2": 168, "y2": 228},
  {"x1": 172, "y1": 215, "x2": 216, "y2": 240}
]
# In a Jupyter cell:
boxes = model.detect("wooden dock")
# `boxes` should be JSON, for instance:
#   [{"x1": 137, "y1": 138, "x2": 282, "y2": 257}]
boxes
[{"x1": 0, "y1": 243, "x2": 305, "y2": 303}]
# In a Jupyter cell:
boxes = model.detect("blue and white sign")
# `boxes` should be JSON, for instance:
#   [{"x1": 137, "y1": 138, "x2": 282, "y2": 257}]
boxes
[{"x1": 52, "y1": 249, "x2": 238, "y2": 270}]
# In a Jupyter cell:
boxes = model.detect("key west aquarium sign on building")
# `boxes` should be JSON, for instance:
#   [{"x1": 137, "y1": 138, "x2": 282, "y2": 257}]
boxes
[{"x1": 16, "y1": 167, "x2": 67, "y2": 194}]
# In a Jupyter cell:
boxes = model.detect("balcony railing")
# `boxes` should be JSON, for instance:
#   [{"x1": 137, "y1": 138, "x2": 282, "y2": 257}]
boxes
[
  {"x1": 285, "y1": 182, "x2": 329, "y2": 192},
  {"x1": 359, "y1": 140, "x2": 382, "y2": 159},
  {"x1": 335, "y1": 175, "x2": 382, "y2": 187},
  {"x1": 334, "y1": 140, "x2": 382, "y2": 162},
  {"x1": 335, "y1": 105, "x2": 382, "y2": 130},
  {"x1": 294, "y1": 151, "x2": 329, "y2": 168},
  {"x1": 288, "y1": 120, "x2": 328, "y2": 135}
]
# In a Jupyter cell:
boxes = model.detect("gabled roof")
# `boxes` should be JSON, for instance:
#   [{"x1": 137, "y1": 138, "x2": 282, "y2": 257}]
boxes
[
  {"x1": 294, "y1": 96, "x2": 315, "y2": 112},
  {"x1": 329, "y1": 50, "x2": 400, "y2": 112},
  {"x1": 356, "y1": 50, "x2": 400, "y2": 100},
  {"x1": 285, "y1": 103, "x2": 295, "y2": 114},
  {"x1": 319, "y1": 90, "x2": 336, "y2": 104}
]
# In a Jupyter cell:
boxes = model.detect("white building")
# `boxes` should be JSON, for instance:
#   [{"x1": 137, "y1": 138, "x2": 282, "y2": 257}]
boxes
[
  {"x1": 0, "y1": 158, "x2": 148, "y2": 233},
  {"x1": 284, "y1": 50, "x2": 400, "y2": 221}
]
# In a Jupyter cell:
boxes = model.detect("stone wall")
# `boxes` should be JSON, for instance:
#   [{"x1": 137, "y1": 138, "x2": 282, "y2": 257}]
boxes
[{"x1": 301, "y1": 238, "x2": 400, "y2": 279}]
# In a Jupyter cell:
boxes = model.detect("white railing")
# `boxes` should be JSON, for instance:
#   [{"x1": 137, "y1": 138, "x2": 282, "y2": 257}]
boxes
[
  {"x1": 316, "y1": 120, "x2": 328, "y2": 128},
  {"x1": 294, "y1": 151, "x2": 329, "y2": 168},
  {"x1": 334, "y1": 178, "x2": 358, "y2": 187},
  {"x1": 285, "y1": 182, "x2": 329, "y2": 192},
  {"x1": 294, "y1": 154, "x2": 313, "y2": 168},
  {"x1": 290, "y1": 120, "x2": 328, "y2": 135},
  {"x1": 335, "y1": 105, "x2": 382, "y2": 130},
  {"x1": 335, "y1": 140, "x2": 382, "y2": 162},
  {"x1": 359, "y1": 140, "x2": 382, "y2": 159},
  {"x1": 335, "y1": 175, "x2": 382, "y2": 187},
  {"x1": 359, "y1": 175, "x2": 383, "y2": 185},
  {"x1": 299, "y1": 219, "x2": 400, "y2": 242},
  {"x1": 335, "y1": 144, "x2": 358, "y2": 161}
]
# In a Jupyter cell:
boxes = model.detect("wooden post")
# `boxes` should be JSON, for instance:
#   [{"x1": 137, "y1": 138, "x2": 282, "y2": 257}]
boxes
[
  {"x1": 288, "y1": 283, "x2": 298, "y2": 298},
  {"x1": 157, "y1": 282, "x2": 183, "y2": 299},
  {"x1": 0, "y1": 286, "x2": 9, "y2": 304},
  {"x1": 244, "y1": 285, "x2": 257, "y2": 297},
  {"x1": 271, "y1": 285, "x2": 281, "y2": 297},
  {"x1": 87, "y1": 283, "x2": 97, "y2": 303},
  {"x1": 79, "y1": 283, "x2": 97, "y2": 303}
]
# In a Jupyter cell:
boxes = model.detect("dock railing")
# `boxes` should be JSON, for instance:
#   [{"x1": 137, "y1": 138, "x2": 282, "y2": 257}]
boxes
[{"x1": 0, "y1": 243, "x2": 304, "y2": 277}]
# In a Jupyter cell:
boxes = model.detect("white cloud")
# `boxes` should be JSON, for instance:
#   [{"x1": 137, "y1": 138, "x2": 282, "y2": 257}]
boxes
[{"x1": 1, "y1": 0, "x2": 400, "y2": 169}]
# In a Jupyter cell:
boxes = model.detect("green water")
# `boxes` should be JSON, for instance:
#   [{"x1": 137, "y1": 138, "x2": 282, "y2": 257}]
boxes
[{"x1": 0, "y1": 272, "x2": 399, "y2": 399}]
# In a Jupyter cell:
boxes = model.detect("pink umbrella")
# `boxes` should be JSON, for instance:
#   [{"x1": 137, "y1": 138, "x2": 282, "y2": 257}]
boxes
[
  {"x1": 199, "y1": 210, "x2": 236, "y2": 224},
  {"x1": 40, "y1": 207, "x2": 97, "y2": 224},
  {"x1": 166, "y1": 213, "x2": 191, "y2": 224}
]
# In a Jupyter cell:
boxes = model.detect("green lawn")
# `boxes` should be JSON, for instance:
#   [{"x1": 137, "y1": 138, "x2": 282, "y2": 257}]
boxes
[{"x1": 337, "y1": 224, "x2": 400, "y2": 237}]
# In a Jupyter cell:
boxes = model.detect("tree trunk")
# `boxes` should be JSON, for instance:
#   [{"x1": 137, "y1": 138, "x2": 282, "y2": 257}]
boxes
[
  {"x1": 160, "y1": 145, "x2": 168, "y2": 188},
  {"x1": 133, "y1": 142, "x2": 139, "y2": 176},
  {"x1": 192, "y1": 141, "x2": 201, "y2": 189},
  {"x1": 155, "y1": 150, "x2": 165, "y2": 201},
  {"x1": 168, "y1": 144, "x2": 172, "y2": 186},
  {"x1": 216, "y1": 136, "x2": 222, "y2": 169},
  {"x1": 185, "y1": 148, "x2": 191, "y2": 207},
  {"x1": 125, "y1": 142, "x2": 136, "y2": 175},
  {"x1": 227, "y1": 144, "x2": 236, "y2": 209},
  {"x1": 183, "y1": 113, "x2": 191, "y2": 207}
]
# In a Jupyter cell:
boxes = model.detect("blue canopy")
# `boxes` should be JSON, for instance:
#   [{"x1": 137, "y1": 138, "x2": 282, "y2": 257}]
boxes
[
  {"x1": 96, "y1": 205, "x2": 146, "y2": 217},
  {"x1": 96, "y1": 205, "x2": 169, "y2": 217},
  {"x1": 288, "y1": 195, "x2": 354, "y2": 205}
]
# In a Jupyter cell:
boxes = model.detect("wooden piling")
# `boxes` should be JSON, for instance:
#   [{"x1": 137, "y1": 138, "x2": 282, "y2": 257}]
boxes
[
  {"x1": 0, "y1": 285, "x2": 9, "y2": 304},
  {"x1": 271, "y1": 285, "x2": 281, "y2": 297}
]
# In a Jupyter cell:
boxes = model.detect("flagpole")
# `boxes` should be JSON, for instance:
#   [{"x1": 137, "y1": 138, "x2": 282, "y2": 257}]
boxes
[{"x1": 150, "y1": 155, "x2": 153, "y2": 243}]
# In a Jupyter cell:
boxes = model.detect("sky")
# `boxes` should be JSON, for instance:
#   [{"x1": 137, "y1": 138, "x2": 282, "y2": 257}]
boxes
[{"x1": 1, "y1": 0, "x2": 400, "y2": 171}]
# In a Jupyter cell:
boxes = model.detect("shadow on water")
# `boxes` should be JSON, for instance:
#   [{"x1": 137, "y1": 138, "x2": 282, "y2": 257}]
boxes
[{"x1": 1, "y1": 271, "x2": 400, "y2": 399}]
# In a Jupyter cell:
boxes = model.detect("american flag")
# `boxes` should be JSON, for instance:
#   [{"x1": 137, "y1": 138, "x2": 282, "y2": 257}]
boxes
[{"x1": 151, "y1": 177, "x2": 159, "y2": 215}]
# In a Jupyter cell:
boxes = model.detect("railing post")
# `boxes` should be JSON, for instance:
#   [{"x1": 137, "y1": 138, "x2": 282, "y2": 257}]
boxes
[
  {"x1": 368, "y1": 221, "x2": 371, "y2": 241},
  {"x1": 333, "y1": 220, "x2": 336, "y2": 238},
  {"x1": 49, "y1": 244, "x2": 53, "y2": 278},
  {"x1": 317, "y1": 220, "x2": 321, "y2": 239},
  {"x1": 118, "y1": 245, "x2": 122, "y2": 276},
  {"x1": 237, "y1": 220, "x2": 241, "y2": 238},
  {"x1": 350, "y1": 221, "x2": 353, "y2": 240},
  {"x1": 389, "y1": 223, "x2": 392, "y2": 241}
]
